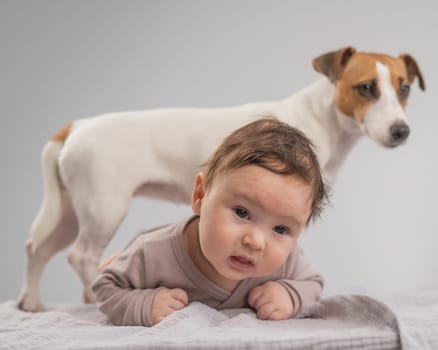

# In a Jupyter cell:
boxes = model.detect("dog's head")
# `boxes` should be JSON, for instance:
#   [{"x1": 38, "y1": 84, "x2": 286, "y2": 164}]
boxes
[{"x1": 313, "y1": 47, "x2": 425, "y2": 147}]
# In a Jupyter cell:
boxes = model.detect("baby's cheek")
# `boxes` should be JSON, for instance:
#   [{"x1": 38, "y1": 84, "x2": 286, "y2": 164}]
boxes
[{"x1": 266, "y1": 246, "x2": 292, "y2": 272}]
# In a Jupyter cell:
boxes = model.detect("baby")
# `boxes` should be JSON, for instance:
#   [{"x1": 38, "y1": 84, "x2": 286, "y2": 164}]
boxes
[{"x1": 92, "y1": 117, "x2": 328, "y2": 326}]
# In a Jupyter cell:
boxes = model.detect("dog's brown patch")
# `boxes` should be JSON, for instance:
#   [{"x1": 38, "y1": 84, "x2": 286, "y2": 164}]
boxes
[
  {"x1": 50, "y1": 123, "x2": 72, "y2": 143},
  {"x1": 334, "y1": 53, "x2": 411, "y2": 123},
  {"x1": 373, "y1": 54, "x2": 411, "y2": 108}
]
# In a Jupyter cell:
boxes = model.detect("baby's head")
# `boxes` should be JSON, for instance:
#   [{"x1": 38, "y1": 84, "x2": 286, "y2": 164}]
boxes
[
  {"x1": 188, "y1": 117, "x2": 328, "y2": 288},
  {"x1": 201, "y1": 117, "x2": 327, "y2": 223}
]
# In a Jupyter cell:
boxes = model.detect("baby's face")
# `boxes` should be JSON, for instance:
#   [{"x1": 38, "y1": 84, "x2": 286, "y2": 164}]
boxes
[{"x1": 196, "y1": 165, "x2": 313, "y2": 289}]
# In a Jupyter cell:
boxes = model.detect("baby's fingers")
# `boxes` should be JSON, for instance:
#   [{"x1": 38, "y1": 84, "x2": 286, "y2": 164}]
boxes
[
  {"x1": 257, "y1": 303, "x2": 290, "y2": 321},
  {"x1": 256, "y1": 302, "x2": 277, "y2": 320},
  {"x1": 266, "y1": 309, "x2": 289, "y2": 321},
  {"x1": 248, "y1": 285, "x2": 265, "y2": 308},
  {"x1": 170, "y1": 288, "x2": 189, "y2": 306},
  {"x1": 168, "y1": 298, "x2": 186, "y2": 311}
]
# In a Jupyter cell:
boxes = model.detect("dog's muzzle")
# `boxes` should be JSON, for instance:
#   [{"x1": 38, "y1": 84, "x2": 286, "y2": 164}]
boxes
[{"x1": 390, "y1": 122, "x2": 410, "y2": 145}]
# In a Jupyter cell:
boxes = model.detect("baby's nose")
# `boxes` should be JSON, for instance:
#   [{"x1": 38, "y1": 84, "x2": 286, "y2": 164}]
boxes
[{"x1": 242, "y1": 230, "x2": 266, "y2": 251}]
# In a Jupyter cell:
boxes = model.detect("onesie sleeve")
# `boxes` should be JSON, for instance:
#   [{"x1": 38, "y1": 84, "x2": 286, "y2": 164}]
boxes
[
  {"x1": 276, "y1": 244, "x2": 324, "y2": 318},
  {"x1": 91, "y1": 236, "x2": 159, "y2": 327}
]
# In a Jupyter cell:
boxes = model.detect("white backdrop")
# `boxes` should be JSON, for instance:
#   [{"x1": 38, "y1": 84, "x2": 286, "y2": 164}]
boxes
[{"x1": 1, "y1": 0, "x2": 436, "y2": 303}]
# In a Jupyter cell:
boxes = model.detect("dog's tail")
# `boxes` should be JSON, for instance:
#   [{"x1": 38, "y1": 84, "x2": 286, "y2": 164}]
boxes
[{"x1": 29, "y1": 125, "x2": 71, "y2": 252}]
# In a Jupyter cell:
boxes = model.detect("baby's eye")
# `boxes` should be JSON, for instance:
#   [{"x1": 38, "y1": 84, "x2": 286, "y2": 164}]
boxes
[
  {"x1": 233, "y1": 207, "x2": 249, "y2": 220},
  {"x1": 273, "y1": 225, "x2": 289, "y2": 235}
]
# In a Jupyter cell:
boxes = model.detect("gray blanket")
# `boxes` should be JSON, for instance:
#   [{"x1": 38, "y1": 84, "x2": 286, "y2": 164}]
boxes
[{"x1": 1, "y1": 292, "x2": 437, "y2": 350}]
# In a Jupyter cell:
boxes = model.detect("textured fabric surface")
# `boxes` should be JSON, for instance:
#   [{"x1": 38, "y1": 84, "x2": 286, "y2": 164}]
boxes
[{"x1": 1, "y1": 292, "x2": 437, "y2": 350}]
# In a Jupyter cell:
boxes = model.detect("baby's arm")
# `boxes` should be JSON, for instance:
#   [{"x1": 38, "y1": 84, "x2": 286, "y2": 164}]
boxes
[
  {"x1": 91, "y1": 237, "x2": 188, "y2": 327},
  {"x1": 248, "y1": 281, "x2": 294, "y2": 320},
  {"x1": 248, "y1": 244, "x2": 323, "y2": 320},
  {"x1": 151, "y1": 287, "x2": 188, "y2": 324}
]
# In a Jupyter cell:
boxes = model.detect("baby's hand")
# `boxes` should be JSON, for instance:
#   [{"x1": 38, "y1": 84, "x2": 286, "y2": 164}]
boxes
[
  {"x1": 248, "y1": 281, "x2": 293, "y2": 321},
  {"x1": 150, "y1": 287, "x2": 188, "y2": 325}
]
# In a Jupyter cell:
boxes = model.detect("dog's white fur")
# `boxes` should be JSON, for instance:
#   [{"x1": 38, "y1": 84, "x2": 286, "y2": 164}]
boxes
[{"x1": 17, "y1": 47, "x2": 424, "y2": 311}]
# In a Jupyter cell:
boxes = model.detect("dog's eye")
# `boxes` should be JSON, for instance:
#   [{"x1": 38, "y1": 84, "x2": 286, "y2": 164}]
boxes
[
  {"x1": 399, "y1": 84, "x2": 410, "y2": 100},
  {"x1": 355, "y1": 81, "x2": 377, "y2": 99}
]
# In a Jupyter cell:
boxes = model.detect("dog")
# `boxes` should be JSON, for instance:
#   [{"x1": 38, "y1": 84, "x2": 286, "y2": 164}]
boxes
[{"x1": 17, "y1": 47, "x2": 425, "y2": 311}]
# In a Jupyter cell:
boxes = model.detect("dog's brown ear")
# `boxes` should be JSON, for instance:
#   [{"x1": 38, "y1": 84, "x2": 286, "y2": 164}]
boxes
[
  {"x1": 313, "y1": 47, "x2": 356, "y2": 82},
  {"x1": 399, "y1": 54, "x2": 425, "y2": 91}
]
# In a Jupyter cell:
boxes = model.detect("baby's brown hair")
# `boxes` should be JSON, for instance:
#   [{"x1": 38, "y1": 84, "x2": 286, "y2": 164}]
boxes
[{"x1": 203, "y1": 117, "x2": 328, "y2": 223}]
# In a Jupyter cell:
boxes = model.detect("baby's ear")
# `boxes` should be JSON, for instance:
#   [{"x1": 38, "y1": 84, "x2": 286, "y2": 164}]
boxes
[{"x1": 191, "y1": 173, "x2": 206, "y2": 215}]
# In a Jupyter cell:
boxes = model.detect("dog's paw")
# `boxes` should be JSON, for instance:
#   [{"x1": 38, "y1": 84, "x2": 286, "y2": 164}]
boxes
[{"x1": 16, "y1": 292, "x2": 45, "y2": 312}]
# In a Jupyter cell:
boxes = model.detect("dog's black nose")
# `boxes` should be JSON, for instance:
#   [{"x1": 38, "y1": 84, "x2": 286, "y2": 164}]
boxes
[{"x1": 390, "y1": 123, "x2": 410, "y2": 144}]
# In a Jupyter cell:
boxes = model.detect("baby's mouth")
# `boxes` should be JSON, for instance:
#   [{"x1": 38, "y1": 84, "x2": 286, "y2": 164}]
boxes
[{"x1": 230, "y1": 255, "x2": 254, "y2": 268}]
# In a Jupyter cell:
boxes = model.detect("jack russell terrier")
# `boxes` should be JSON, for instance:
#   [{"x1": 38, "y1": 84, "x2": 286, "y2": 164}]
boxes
[{"x1": 17, "y1": 47, "x2": 425, "y2": 311}]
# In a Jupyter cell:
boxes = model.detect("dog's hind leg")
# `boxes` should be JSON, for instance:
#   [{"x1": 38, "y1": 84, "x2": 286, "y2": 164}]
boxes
[
  {"x1": 17, "y1": 194, "x2": 78, "y2": 311},
  {"x1": 67, "y1": 196, "x2": 129, "y2": 303},
  {"x1": 17, "y1": 141, "x2": 78, "y2": 311}
]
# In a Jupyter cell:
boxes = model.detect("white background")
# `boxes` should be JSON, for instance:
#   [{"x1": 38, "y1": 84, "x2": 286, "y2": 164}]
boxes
[{"x1": 1, "y1": 0, "x2": 436, "y2": 303}]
